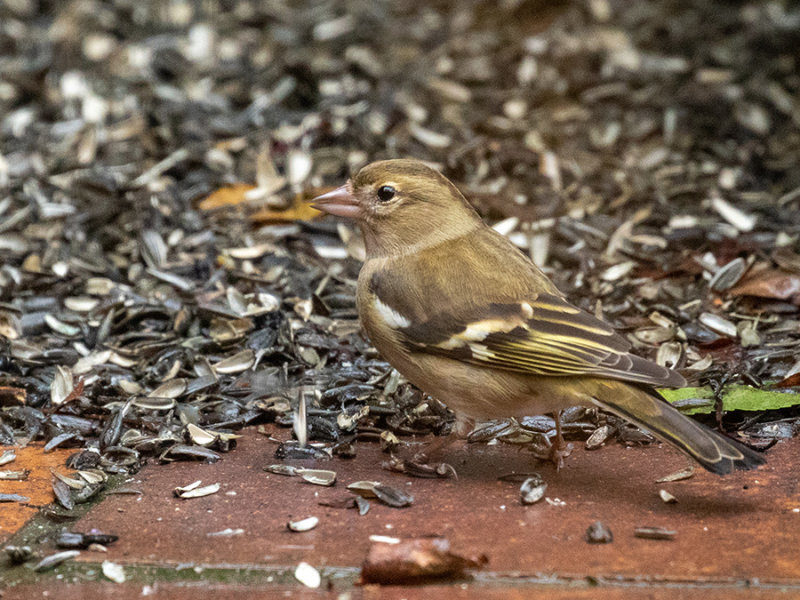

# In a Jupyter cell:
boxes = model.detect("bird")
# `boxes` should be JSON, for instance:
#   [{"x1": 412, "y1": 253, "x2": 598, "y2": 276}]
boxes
[{"x1": 311, "y1": 158, "x2": 765, "y2": 475}]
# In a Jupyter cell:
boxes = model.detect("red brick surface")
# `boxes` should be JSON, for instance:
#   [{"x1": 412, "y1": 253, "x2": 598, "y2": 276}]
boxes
[{"x1": 64, "y1": 428, "x2": 800, "y2": 583}]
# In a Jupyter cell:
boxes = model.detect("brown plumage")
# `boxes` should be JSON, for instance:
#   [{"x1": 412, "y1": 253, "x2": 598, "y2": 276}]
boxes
[{"x1": 311, "y1": 159, "x2": 765, "y2": 475}]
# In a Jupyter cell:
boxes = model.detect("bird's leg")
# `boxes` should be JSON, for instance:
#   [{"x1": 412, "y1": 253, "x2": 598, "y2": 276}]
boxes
[{"x1": 549, "y1": 410, "x2": 573, "y2": 470}]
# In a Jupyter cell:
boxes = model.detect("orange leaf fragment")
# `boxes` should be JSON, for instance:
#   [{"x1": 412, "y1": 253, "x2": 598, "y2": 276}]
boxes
[
  {"x1": 361, "y1": 537, "x2": 487, "y2": 584},
  {"x1": 198, "y1": 184, "x2": 256, "y2": 210},
  {"x1": 250, "y1": 194, "x2": 322, "y2": 223}
]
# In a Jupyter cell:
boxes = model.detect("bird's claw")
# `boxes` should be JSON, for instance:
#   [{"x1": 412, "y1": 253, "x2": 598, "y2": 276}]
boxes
[{"x1": 549, "y1": 440, "x2": 573, "y2": 471}]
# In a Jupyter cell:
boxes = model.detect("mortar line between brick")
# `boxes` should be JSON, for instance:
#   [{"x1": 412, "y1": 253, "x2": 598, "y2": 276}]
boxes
[{"x1": 31, "y1": 560, "x2": 800, "y2": 591}]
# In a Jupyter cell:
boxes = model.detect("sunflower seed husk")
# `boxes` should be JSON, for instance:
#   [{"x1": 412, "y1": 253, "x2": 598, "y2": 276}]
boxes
[
  {"x1": 0, "y1": 493, "x2": 30, "y2": 502},
  {"x1": 51, "y1": 366, "x2": 74, "y2": 405},
  {"x1": 372, "y1": 483, "x2": 414, "y2": 508},
  {"x1": 634, "y1": 526, "x2": 677, "y2": 540},
  {"x1": 4, "y1": 545, "x2": 33, "y2": 564},
  {"x1": 297, "y1": 468, "x2": 337, "y2": 487},
  {"x1": 132, "y1": 397, "x2": 176, "y2": 411},
  {"x1": 0, "y1": 470, "x2": 29, "y2": 481},
  {"x1": 213, "y1": 350, "x2": 255, "y2": 374},
  {"x1": 34, "y1": 550, "x2": 80, "y2": 572},
  {"x1": 51, "y1": 478, "x2": 74, "y2": 510},
  {"x1": 287, "y1": 516, "x2": 319, "y2": 532},
  {"x1": 585, "y1": 425, "x2": 613, "y2": 450},
  {"x1": 102, "y1": 560, "x2": 126, "y2": 583},
  {"x1": 698, "y1": 313, "x2": 738, "y2": 338},
  {"x1": 709, "y1": 258, "x2": 747, "y2": 292},
  {"x1": 186, "y1": 424, "x2": 218, "y2": 447},
  {"x1": 45, "y1": 314, "x2": 80, "y2": 337},
  {"x1": 346, "y1": 480, "x2": 382, "y2": 498},
  {"x1": 264, "y1": 464, "x2": 299, "y2": 477},
  {"x1": 294, "y1": 561, "x2": 321, "y2": 588},
  {"x1": 520, "y1": 475, "x2": 547, "y2": 505},
  {"x1": 148, "y1": 379, "x2": 187, "y2": 399},
  {"x1": 207, "y1": 528, "x2": 245, "y2": 537},
  {"x1": 659, "y1": 489, "x2": 678, "y2": 504},
  {"x1": 586, "y1": 521, "x2": 614, "y2": 544},
  {"x1": 294, "y1": 391, "x2": 308, "y2": 447},
  {"x1": 356, "y1": 496, "x2": 371, "y2": 516},
  {"x1": 711, "y1": 196, "x2": 757, "y2": 232},
  {"x1": 174, "y1": 481, "x2": 220, "y2": 498}
]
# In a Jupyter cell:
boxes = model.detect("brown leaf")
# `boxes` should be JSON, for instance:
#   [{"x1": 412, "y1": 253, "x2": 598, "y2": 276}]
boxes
[
  {"x1": 360, "y1": 537, "x2": 487, "y2": 584},
  {"x1": 728, "y1": 263, "x2": 800, "y2": 304},
  {"x1": 775, "y1": 372, "x2": 800, "y2": 389},
  {"x1": 199, "y1": 184, "x2": 322, "y2": 222},
  {"x1": 197, "y1": 183, "x2": 255, "y2": 210}
]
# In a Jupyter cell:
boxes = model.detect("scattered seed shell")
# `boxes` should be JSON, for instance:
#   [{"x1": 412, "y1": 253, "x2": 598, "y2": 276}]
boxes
[
  {"x1": 346, "y1": 480, "x2": 382, "y2": 498},
  {"x1": 373, "y1": 483, "x2": 414, "y2": 508},
  {"x1": 586, "y1": 521, "x2": 614, "y2": 544},
  {"x1": 186, "y1": 423, "x2": 218, "y2": 447},
  {"x1": 174, "y1": 481, "x2": 220, "y2": 499},
  {"x1": 585, "y1": 425, "x2": 612, "y2": 450},
  {"x1": 131, "y1": 396, "x2": 176, "y2": 411},
  {"x1": 148, "y1": 379, "x2": 187, "y2": 399},
  {"x1": 520, "y1": 475, "x2": 547, "y2": 505},
  {"x1": 709, "y1": 258, "x2": 747, "y2": 291},
  {"x1": 264, "y1": 464, "x2": 299, "y2": 477},
  {"x1": 34, "y1": 550, "x2": 80, "y2": 572},
  {"x1": 288, "y1": 516, "x2": 319, "y2": 532},
  {"x1": 0, "y1": 493, "x2": 30, "y2": 502},
  {"x1": 102, "y1": 560, "x2": 126, "y2": 583},
  {"x1": 297, "y1": 468, "x2": 337, "y2": 487},
  {"x1": 212, "y1": 350, "x2": 255, "y2": 374},
  {"x1": 51, "y1": 366, "x2": 74, "y2": 405},
  {"x1": 659, "y1": 489, "x2": 678, "y2": 504},
  {"x1": 634, "y1": 526, "x2": 677, "y2": 540},
  {"x1": 698, "y1": 313, "x2": 738, "y2": 338},
  {"x1": 294, "y1": 561, "x2": 321, "y2": 588}
]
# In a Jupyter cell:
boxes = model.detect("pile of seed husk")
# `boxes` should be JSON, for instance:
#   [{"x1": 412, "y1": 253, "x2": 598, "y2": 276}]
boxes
[{"x1": 1, "y1": 0, "x2": 799, "y2": 476}]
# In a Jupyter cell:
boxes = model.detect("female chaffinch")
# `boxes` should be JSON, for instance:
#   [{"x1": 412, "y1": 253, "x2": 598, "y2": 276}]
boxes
[{"x1": 312, "y1": 159, "x2": 764, "y2": 474}]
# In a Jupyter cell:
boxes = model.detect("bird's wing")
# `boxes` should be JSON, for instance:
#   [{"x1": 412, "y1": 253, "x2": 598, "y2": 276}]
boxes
[{"x1": 398, "y1": 293, "x2": 685, "y2": 388}]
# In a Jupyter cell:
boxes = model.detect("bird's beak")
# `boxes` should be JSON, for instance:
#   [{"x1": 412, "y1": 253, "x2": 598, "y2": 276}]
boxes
[{"x1": 310, "y1": 183, "x2": 361, "y2": 218}]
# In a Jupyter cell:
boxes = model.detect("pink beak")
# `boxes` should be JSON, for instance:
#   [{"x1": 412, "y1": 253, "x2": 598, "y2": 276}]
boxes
[{"x1": 310, "y1": 183, "x2": 361, "y2": 219}]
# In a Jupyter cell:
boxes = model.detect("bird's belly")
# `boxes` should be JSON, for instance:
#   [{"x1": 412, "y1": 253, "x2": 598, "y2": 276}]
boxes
[{"x1": 378, "y1": 346, "x2": 589, "y2": 419}]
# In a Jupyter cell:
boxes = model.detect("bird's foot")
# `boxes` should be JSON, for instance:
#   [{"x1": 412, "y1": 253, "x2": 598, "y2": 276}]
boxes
[
  {"x1": 549, "y1": 438, "x2": 573, "y2": 471},
  {"x1": 548, "y1": 409, "x2": 572, "y2": 471}
]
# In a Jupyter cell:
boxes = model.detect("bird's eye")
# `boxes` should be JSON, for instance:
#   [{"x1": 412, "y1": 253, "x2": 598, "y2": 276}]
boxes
[{"x1": 376, "y1": 185, "x2": 396, "y2": 202}]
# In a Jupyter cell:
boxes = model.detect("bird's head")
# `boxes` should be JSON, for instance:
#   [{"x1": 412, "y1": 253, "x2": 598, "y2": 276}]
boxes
[{"x1": 311, "y1": 159, "x2": 481, "y2": 257}]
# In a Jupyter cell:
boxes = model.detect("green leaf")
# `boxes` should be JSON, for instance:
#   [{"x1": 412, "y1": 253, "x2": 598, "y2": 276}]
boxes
[{"x1": 660, "y1": 384, "x2": 800, "y2": 415}]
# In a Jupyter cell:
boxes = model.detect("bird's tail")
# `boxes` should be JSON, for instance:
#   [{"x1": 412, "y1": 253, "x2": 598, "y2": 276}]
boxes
[{"x1": 592, "y1": 383, "x2": 765, "y2": 475}]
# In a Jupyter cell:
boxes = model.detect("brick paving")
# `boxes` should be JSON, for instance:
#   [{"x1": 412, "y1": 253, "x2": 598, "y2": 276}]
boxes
[{"x1": 2, "y1": 430, "x2": 799, "y2": 597}]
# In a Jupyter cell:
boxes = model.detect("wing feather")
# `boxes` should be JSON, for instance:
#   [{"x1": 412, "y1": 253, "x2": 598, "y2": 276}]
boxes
[{"x1": 400, "y1": 293, "x2": 685, "y2": 388}]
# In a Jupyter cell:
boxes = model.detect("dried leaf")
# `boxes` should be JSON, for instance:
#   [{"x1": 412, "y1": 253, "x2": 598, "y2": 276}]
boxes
[
  {"x1": 198, "y1": 183, "x2": 256, "y2": 210},
  {"x1": 729, "y1": 265, "x2": 800, "y2": 303},
  {"x1": 251, "y1": 195, "x2": 320, "y2": 223},
  {"x1": 361, "y1": 537, "x2": 487, "y2": 584}
]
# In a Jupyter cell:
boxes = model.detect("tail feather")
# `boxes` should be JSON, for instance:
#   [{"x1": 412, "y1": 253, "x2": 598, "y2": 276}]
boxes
[{"x1": 593, "y1": 385, "x2": 765, "y2": 475}]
